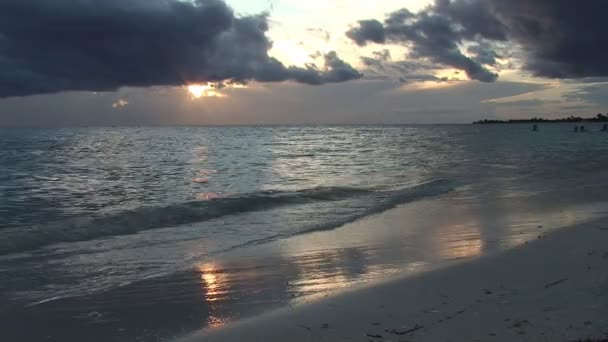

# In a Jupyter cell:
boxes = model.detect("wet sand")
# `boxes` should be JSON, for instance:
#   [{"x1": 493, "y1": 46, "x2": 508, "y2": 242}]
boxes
[{"x1": 183, "y1": 218, "x2": 608, "y2": 342}]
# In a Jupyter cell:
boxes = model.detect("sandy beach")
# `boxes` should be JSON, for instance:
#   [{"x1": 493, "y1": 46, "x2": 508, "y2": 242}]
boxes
[{"x1": 181, "y1": 218, "x2": 608, "y2": 342}]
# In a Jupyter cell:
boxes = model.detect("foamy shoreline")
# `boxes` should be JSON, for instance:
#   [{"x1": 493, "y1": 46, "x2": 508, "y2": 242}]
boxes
[{"x1": 180, "y1": 218, "x2": 608, "y2": 342}]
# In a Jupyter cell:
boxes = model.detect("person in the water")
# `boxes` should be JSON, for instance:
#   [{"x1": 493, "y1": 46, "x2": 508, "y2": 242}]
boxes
[
  {"x1": 574, "y1": 126, "x2": 579, "y2": 132},
  {"x1": 601, "y1": 124, "x2": 607, "y2": 132}
]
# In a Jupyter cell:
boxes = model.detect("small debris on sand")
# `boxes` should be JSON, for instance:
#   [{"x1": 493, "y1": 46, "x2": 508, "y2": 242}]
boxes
[
  {"x1": 86, "y1": 311, "x2": 103, "y2": 320},
  {"x1": 510, "y1": 319, "x2": 531, "y2": 328},
  {"x1": 544, "y1": 278, "x2": 568, "y2": 288},
  {"x1": 366, "y1": 333, "x2": 383, "y2": 338},
  {"x1": 386, "y1": 324, "x2": 424, "y2": 335}
]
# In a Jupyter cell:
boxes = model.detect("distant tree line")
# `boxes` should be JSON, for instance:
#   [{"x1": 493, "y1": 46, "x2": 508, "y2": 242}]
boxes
[{"x1": 474, "y1": 113, "x2": 608, "y2": 124}]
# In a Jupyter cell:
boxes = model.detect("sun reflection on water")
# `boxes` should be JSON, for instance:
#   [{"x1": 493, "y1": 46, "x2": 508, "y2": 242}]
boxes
[
  {"x1": 435, "y1": 220, "x2": 484, "y2": 260},
  {"x1": 197, "y1": 264, "x2": 227, "y2": 302},
  {"x1": 196, "y1": 263, "x2": 232, "y2": 328}
]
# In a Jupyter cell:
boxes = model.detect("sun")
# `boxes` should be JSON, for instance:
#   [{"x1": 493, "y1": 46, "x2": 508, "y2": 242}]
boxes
[
  {"x1": 186, "y1": 82, "x2": 248, "y2": 99},
  {"x1": 188, "y1": 84, "x2": 206, "y2": 98},
  {"x1": 187, "y1": 83, "x2": 226, "y2": 99}
]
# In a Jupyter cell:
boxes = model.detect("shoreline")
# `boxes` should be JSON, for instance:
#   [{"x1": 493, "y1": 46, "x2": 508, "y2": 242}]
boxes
[{"x1": 180, "y1": 217, "x2": 608, "y2": 342}]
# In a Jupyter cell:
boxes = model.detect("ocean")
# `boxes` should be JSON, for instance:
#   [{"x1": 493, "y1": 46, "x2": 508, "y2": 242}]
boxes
[{"x1": 1, "y1": 124, "x2": 608, "y2": 341}]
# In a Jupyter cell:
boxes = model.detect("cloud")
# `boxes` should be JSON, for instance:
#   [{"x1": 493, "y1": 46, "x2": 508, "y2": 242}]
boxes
[
  {"x1": 347, "y1": 0, "x2": 608, "y2": 82},
  {"x1": 0, "y1": 0, "x2": 361, "y2": 98},
  {"x1": 563, "y1": 83, "x2": 608, "y2": 107},
  {"x1": 360, "y1": 48, "x2": 452, "y2": 84},
  {"x1": 346, "y1": 20, "x2": 386, "y2": 46},
  {"x1": 433, "y1": 0, "x2": 507, "y2": 41},
  {"x1": 286, "y1": 51, "x2": 362, "y2": 85},
  {"x1": 488, "y1": 99, "x2": 545, "y2": 107},
  {"x1": 467, "y1": 41, "x2": 501, "y2": 66},
  {"x1": 489, "y1": 1, "x2": 608, "y2": 79},
  {"x1": 347, "y1": 7, "x2": 498, "y2": 82}
]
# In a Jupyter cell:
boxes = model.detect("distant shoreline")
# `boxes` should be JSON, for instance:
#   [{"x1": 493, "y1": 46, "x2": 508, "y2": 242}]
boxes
[{"x1": 474, "y1": 114, "x2": 608, "y2": 124}]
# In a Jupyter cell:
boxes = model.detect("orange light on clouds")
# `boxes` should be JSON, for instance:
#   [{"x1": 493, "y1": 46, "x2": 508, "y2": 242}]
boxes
[
  {"x1": 187, "y1": 82, "x2": 248, "y2": 99},
  {"x1": 187, "y1": 83, "x2": 226, "y2": 99}
]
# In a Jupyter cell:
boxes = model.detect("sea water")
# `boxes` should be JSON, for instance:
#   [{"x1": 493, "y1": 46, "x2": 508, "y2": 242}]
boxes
[{"x1": 1, "y1": 124, "x2": 608, "y2": 338}]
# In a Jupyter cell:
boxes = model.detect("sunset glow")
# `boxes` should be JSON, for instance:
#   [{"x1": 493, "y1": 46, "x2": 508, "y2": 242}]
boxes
[
  {"x1": 187, "y1": 82, "x2": 248, "y2": 99},
  {"x1": 187, "y1": 84, "x2": 226, "y2": 99}
]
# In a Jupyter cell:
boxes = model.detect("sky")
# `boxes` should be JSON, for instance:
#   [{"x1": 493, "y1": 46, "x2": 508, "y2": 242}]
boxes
[{"x1": 0, "y1": 0, "x2": 607, "y2": 126}]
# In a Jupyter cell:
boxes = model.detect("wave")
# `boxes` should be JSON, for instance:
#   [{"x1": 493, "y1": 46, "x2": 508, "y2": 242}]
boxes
[
  {"x1": 226, "y1": 178, "x2": 454, "y2": 250},
  {"x1": 1, "y1": 179, "x2": 454, "y2": 307},
  {"x1": 0, "y1": 179, "x2": 453, "y2": 256},
  {"x1": 0, "y1": 186, "x2": 374, "y2": 255}
]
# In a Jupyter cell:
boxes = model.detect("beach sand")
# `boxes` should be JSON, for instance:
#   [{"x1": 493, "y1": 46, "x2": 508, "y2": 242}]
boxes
[{"x1": 180, "y1": 218, "x2": 608, "y2": 342}]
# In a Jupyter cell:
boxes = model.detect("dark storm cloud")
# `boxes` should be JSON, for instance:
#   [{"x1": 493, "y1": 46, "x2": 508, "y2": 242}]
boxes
[
  {"x1": 467, "y1": 41, "x2": 500, "y2": 66},
  {"x1": 433, "y1": 0, "x2": 507, "y2": 41},
  {"x1": 488, "y1": 0, "x2": 608, "y2": 79},
  {"x1": 346, "y1": 20, "x2": 386, "y2": 46},
  {"x1": 347, "y1": 6, "x2": 498, "y2": 82},
  {"x1": 348, "y1": 0, "x2": 608, "y2": 82},
  {"x1": 0, "y1": 0, "x2": 360, "y2": 98},
  {"x1": 286, "y1": 52, "x2": 361, "y2": 85}
]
